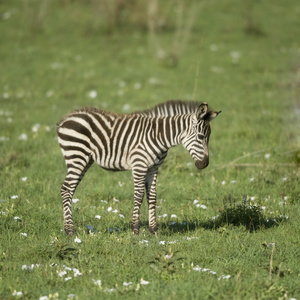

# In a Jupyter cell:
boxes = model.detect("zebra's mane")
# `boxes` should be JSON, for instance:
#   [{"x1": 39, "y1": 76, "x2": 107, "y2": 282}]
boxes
[
  {"x1": 133, "y1": 100, "x2": 203, "y2": 117},
  {"x1": 57, "y1": 100, "x2": 211, "y2": 128}
]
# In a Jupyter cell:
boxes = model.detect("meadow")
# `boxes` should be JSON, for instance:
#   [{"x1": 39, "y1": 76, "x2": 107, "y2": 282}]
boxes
[{"x1": 0, "y1": 0, "x2": 300, "y2": 299}]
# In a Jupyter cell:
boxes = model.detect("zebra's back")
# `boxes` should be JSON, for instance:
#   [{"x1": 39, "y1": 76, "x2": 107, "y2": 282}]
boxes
[{"x1": 57, "y1": 108, "x2": 162, "y2": 171}]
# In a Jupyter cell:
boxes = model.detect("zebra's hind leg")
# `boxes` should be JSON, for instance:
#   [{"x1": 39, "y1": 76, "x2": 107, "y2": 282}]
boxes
[
  {"x1": 60, "y1": 157, "x2": 94, "y2": 235},
  {"x1": 146, "y1": 168, "x2": 158, "y2": 234}
]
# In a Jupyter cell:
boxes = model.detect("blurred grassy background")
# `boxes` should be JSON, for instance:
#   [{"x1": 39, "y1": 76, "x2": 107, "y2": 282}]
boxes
[{"x1": 0, "y1": 0, "x2": 300, "y2": 299}]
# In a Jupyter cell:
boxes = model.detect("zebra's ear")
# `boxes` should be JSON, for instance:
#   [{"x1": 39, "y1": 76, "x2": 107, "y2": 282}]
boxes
[
  {"x1": 206, "y1": 110, "x2": 221, "y2": 122},
  {"x1": 195, "y1": 102, "x2": 208, "y2": 120}
]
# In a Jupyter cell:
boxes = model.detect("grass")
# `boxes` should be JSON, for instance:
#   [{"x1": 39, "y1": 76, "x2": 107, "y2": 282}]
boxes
[{"x1": 1, "y1": 0, "x2": 300, "y2": 299}]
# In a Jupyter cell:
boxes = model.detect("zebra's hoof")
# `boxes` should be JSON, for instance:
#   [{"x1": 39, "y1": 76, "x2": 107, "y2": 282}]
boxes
[
  {"x1": 131, "y1": 225, "x2": 139, "y2": 235},
  {"x1": 65, "y1": 227, "x2": 75, "y2": 236},
  {"x1": 149, "y1": 226, "x2": 158, "y2": 235}
]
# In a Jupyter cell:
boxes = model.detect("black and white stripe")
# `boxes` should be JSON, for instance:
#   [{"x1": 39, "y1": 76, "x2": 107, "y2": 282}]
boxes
[{"x1": 57, "y1": 101, "x2": 220, "y2": 235}]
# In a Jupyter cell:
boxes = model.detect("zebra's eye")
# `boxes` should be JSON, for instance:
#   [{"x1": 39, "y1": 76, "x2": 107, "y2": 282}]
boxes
[{"x1": 198, "y1": 133, "x2": 204, "y2": 140}]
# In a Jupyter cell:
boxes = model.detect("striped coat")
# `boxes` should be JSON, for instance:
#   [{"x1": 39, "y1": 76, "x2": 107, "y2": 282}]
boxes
[{"x1": 57, "y1": 100, "x2": 220, "y2": 235}]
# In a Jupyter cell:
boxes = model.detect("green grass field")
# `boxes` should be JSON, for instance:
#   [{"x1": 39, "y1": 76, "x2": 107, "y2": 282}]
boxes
[{"x1": 1, "y1": 0, "x2": 300, "y2": 299}]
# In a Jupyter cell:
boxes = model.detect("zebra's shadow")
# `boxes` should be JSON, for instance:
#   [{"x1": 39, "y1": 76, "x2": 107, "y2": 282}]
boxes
[
  {"x1": 158, "y1": 215, "x2": 288, "y2": 234},
  {"x1": 101, "y1": 213, "x2": 287, "y2": 236}
]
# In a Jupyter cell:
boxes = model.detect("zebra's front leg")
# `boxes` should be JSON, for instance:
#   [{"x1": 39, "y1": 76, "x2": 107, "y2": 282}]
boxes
[
  {"x1": 131, "y1": 168, "x2": 147, "y2": 235},
  {"x1": 146, "y1": 168, "x2": 159, "y2": 234}
]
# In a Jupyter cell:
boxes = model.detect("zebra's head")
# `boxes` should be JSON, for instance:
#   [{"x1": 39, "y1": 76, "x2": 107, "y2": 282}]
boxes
[{"x1": 182, "y1": 102, "x2": 221, "y2": 170}]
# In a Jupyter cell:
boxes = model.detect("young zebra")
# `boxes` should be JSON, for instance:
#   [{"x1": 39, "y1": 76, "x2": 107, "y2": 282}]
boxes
[{"x1": 57, "y1": 100, "x2": 221, "y2": 235}]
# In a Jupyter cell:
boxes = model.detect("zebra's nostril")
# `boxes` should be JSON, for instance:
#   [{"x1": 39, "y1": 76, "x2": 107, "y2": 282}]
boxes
[{"x1": 195, "y1": 156, "x2": 209, "y2": 169}]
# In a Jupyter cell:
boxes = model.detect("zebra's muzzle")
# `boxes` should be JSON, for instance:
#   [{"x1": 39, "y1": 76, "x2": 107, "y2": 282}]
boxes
[{"x1": 195, "y1": 155, "x2": 209, "y2": 170}]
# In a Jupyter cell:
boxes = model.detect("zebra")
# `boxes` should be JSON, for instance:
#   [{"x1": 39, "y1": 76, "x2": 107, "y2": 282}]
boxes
[{"x1": 56, "y1": 100, "x2": 221, "y2": 236}]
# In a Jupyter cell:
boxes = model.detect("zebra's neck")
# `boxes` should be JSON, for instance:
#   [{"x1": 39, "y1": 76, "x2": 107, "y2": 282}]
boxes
[{"x1": 154, "y1": 114, "x2": 192, "y2": 150}]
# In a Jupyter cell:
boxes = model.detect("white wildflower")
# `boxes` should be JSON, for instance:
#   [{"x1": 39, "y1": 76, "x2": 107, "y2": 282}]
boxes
[
  {"x1": 65, "y1": 277, "x2": 72, "y2": 281},
  {"x1": 264, "y1": 153, "x2": 271, "y2": 159},
  {"x1": 46, "y1": 90, "x2": 54, "y2": 98},
  {"x1": 196, "y1": 204, "x2": 207, "y2": 209},
  {"x1": 149, "y1": 77, "x2": 159, "y2": 85},
  {"x1": 171, "y1": 214, "x2": 177, "y2": 218},
  {"x1": 158, "y1": 214, "x2": 167, "y2": 218},
  {"x1": 3, "y1": 92, "x2": 9, "y2": 99},
  {"x1": 18, "y1": 133, "x2": 28, "y2": 141},
  {"x1": 159, "y1": 241, "x2": 166, "y2": 245},
  {"x1": 93, "y1": 279, "x2": 101, "y2": 286},
  {"x1": 95, "y1": 215, "x2": 101, "y2": 219},
  {"x1": 21, "y1": 177, "x2": 27, "y2": 182},
  {"x1": 12, "y1": 291, "x2": 23, "y2": 296},
  {"x1": 123, "y1": 281, "x2": 132, "y2": 286},
  {"x1": 107, "y1": 207, "x2": 112, "y2": 212},
  {"x1": 88, "y1": 90, "x2": 97, "y2": 99},
  {"x1": 139, "y1": 240, "x2": 149, "y2": 246},
  {"x1": 123, "y1": 104, "x2": 130, "y2": 111},
  {"x1": 32, "y1": 123, "x2": 41, "y2": 133},
  {"x1": 168, "y1": 240, "x2": 178, "y2": 244},
  {"x1": 72, "y1": 198, "x2": 79, "y2": 203},
  {"x1": 11, "y1": 195, "x2": 18, "y2": 199},
  {"x1": 58, "y1": 270, "x2": 67, "y2": 277},
  {"x1": 74, "y1": 237, "x2": 81, "y2": 243},
  {"x1": 218, "y1": 275, "x2": 231, "y2": 280},
  {"x1": 104, "y1": 288, "x2": 116, "y2": 293},
  {"x1": 134, "y1": 83, "x2": 141, "y2": 90},
  {"x1": 119, "y1": 214, "x2": 125, "y2": 218},
  {"x1": 193, "y1": 199, "x2": 199, "y2": 205},
  {"x1": 101, "y1": 200, "x2": 108, "y2": 204},
  {"x1": 202, "y1": 268, "x2": 211, "y2": 272},
  {"x1": 140, "y1": 278, "x2": 150, "y2": 285},
  {"x1": 231, "y1": 51, "x2": 241, "y2": 63},
  {"x1": 73, "y1": 268, "x2": 82, "y2": 277},
  {"x1": 20, "y1": 232, "x2": 27, "y2": 237}
]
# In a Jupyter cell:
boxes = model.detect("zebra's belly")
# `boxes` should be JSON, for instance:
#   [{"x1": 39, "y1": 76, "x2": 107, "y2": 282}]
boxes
[
  {"x1": 93, "y1": 147, "x2": 166, "y2": 171},
  {"x1": 100, "y1": 166, "x2": 128, "y2": 172},
  {"x1": 95, "y1": 155, "x2": 132, "y2": 171}
]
